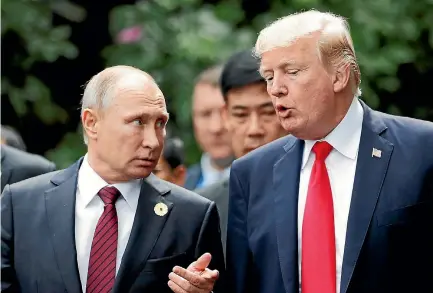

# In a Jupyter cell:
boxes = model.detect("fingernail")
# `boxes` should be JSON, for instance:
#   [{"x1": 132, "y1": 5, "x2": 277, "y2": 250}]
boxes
[{"x1": 172, "y1": 266, "x2": 179, "y2": 273}]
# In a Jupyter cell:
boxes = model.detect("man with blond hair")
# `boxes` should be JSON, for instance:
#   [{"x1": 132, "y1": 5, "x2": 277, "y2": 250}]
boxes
[
  {"x1": 2, "y1": 66, "x2": 225, "y2": 293},
  {"x1": 226, "y1": 10, "x2": 433, "y2": 293}
]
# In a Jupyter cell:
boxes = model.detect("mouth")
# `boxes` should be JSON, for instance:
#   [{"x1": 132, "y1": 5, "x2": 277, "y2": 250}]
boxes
[
  {"x1": 135, "y1": 158, "x2": 156, "y2": 166},
  {"x1": 275, "y1": 104, "x2": 292, "y2": 118}
]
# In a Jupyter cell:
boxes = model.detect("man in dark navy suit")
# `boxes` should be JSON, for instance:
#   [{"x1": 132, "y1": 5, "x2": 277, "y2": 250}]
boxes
[
  {"x1": 227, "y1": 10, "x2": 433, "y2": 293},
  {"x1": 2, "y1": 66, "x2": 224, "y2": 293}
]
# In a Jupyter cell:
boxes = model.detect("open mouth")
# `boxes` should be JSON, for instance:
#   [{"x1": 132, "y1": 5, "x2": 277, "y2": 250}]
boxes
[
  {"x1": 276, "y1": 105, "x2": 291, "y2": 117},
  {"x1": 276, "y1": 105, "x2": 288, "y2": 112}
]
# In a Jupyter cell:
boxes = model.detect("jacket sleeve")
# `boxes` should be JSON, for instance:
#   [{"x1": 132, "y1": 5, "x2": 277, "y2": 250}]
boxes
[
  {"x1": 1, "y1": 185, "x2": 20, "y2": 292},
  {"x1": 226, "y1": 163, "x2": 257, "y2": 293}
]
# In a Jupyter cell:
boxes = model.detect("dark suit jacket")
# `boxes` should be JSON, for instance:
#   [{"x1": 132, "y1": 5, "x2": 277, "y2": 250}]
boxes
[
  {"x1": 196, "y1": 178, "x2": 229, "y2": 257},
  {"x1": 226, "y1": 101, "x2": 433, "y2": 293},
  {"x1": 185, "y1": 163, "x2": 202, "y2": 190},
  {"x1": 1, "y1": 145, "x2": 56, "y2": 192},
  {"x1": 1, "y1": 159, "x2": 225, "y2": 293}
]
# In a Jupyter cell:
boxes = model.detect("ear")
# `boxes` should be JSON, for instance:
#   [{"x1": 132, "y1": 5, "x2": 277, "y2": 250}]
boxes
[
  {"x1": 221, "y1": 104, "x2": 230, "y2": 130},
  {"x1": 333, "y1": 63, "x2": 351, "y2": 94},
  {"x1": 173, "y1": 165, "x2": 187, "y2": 187},
  {"x1": 81, "y1": 108, "x2": 101, "y2": 142}
]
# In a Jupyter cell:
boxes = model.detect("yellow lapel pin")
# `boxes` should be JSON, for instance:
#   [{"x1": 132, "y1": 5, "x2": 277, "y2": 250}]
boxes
[{"x1": 154, "y1": 202, "x2": 168, "y2": 216}]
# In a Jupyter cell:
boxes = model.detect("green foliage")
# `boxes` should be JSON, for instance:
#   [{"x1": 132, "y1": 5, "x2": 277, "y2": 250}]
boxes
[
  {"x1": 46, "y1": 127, "x2": 87, "y2": 169},
  {"x1": 1, "y1": 0, "x2": 79, "y2": 165},
  {"x1": 3, "y1": 0, "x2": 433, "y2": 168},
  {"x1": 103, "y1": 0, "x2": 433, "y2": 165}
]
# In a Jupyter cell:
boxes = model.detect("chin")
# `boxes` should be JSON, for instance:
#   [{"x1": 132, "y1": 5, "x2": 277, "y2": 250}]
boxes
[{"x1": 128, "y1": 167, "x2": 153, "y2": 179}]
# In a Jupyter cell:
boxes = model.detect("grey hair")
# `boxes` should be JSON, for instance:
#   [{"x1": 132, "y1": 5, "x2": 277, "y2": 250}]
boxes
[{"x1": 80, "y1": 65, "x2": 151, "y2": 144}]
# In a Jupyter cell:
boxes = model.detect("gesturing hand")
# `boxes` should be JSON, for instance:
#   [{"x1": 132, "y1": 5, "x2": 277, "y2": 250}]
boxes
[{"x1": 168, "y1": 253, "x2": 219, "y2": 293}]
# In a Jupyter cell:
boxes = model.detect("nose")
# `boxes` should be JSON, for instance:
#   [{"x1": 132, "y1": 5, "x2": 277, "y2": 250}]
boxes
[
  {"x1": 269, "y1": 75, "x2": 288, "y2": 98},
  {"x1": 208, "y1": 110, "x2": 225, "y2": 134},
  {"x1": 142, "y1": 127, "x2": 161, "y2": 150},
  {"x1": 247, "y1": 113, "x2": 265, "y2": 137}
]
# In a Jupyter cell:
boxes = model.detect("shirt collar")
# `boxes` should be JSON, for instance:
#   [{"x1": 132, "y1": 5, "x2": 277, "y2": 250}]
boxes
[
  {"x1": 301, "y1": 98, "x2": 364, "y2": 169},
  {"x1": 77, "y1": 154, "x2": 142, "y2": 209}
]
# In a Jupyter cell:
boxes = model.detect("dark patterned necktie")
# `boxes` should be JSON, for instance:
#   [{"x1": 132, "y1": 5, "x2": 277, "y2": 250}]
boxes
[{"x1": 86, "y1": 186, "x2": 120, "y2": 293}]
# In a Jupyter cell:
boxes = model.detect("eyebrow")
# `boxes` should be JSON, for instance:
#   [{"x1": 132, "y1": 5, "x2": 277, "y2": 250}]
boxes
[
  {"x1": 126, "y1": 111, "x2": 169, "y2": 120},
  {"x1": 231, "y1": 102, "x2": 274, "y2": 111},
  {"x1": 259, "y1": 59, "x2": 297, "y2": 76}
]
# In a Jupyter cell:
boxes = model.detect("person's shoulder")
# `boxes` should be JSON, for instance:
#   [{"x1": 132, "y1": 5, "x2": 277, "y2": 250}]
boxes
[
  {"x1": 378, "y1": 111, "x2": 433, "y2": 134},
  {"x1": 375, "y1": 111, "x2": 433, "y2": 146},
  {"x1": 2, "y1": 145, "x2": 55, "y2": 172},
  {"x1": 195, "y1": 178, "x2": 228, "y2": 201},
  {"x1": 3, "y1": 169, "x2": 61, "y2": 203}
]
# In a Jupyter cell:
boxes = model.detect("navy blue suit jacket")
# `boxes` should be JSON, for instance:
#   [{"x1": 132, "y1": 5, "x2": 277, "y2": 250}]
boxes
[
  {"x1": 1, "y1": 159, "x2": 225, "y2": 293},
  {"x1": 226, "y1": 101, "x2": 433, "y2": 293}
]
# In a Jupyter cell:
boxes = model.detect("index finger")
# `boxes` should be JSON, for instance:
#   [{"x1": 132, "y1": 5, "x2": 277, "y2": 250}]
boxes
[{"x1": 172, "y1": 266, "x2": 214, "y2": 290}]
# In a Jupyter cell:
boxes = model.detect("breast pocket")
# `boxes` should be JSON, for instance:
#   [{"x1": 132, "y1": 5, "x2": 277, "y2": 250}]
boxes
[
  {"x1": 377, "y1": 200, "x2": 432, "y2": 227},
  {"x1": 131, "y1": 252, "x2": 191, "y2": 293},
  {"x1": 142, "y1": 252, "x2": 190, "y2": 275}
]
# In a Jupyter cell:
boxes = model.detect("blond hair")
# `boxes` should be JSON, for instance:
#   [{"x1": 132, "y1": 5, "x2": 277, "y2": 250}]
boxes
[{"x1": 255, "y1": 10, "x2": 361, "y2": 97}]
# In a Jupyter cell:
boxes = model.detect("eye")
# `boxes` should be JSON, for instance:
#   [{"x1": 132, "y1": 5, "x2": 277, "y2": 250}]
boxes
[
  {"x1": 156, "y1": 119, "x2": 166, "y2": 128},
  {"x1": 132, "y1": 119, "x2": 143, "y2": 126},
  {"x1": 264, "y1": 76, "x2": 274, "y2": 82},
  {"x1": 232, "y1": 112, "x2": 248, "y2": 118},
  {"x1": 287, "y1": 69, "x2": 299, "y2": 75}
]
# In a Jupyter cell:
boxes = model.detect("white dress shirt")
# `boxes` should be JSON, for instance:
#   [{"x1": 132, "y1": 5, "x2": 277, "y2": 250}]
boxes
[
  {"x1": 298, "y1": 98, "x2": 364, "y2": 293},
  {"x1": 75, "y1": 155, "x2": 141, "y2": 292}
]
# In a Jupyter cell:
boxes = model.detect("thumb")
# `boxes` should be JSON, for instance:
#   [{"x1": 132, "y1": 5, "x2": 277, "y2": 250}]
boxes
[{"x1": 188, "y1": 253, "x2": 212, "y2": 271}]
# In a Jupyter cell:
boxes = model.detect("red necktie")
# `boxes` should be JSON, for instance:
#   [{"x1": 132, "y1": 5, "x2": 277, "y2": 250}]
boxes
[
  {"x1": 302, "y1": 141, "x2": 336, "y2": 293},
  {"x1": 86, "y1": 186, "x2": 120, "y2": 293}
]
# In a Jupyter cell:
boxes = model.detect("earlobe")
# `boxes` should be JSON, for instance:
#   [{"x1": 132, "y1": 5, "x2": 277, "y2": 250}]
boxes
[{"x1": 82, "y1": 109, "x2": 99, "y2": 140}]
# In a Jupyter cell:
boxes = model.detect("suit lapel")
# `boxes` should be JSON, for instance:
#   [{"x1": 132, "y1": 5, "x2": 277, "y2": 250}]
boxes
[
  {"x1": 45, "y1": 159, "x2": 83, "y2": 293},
  {"x1": 273, "y1": 137, "x2": 304, "y2": 293},
  {"x1": 113, "y1": 174, "x2": 172, "y2": 293},
  {"x1": 340, "y1": 103, "x2": 394, "y2": 293}
]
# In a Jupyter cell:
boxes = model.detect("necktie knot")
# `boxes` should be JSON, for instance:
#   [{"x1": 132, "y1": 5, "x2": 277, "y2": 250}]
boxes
[
  {"x1": 98, "y1": 186, "x2": 120, "y2": 205},
  {"x1": 312, "y1": 141, "x2": 333, "y2": 161}
]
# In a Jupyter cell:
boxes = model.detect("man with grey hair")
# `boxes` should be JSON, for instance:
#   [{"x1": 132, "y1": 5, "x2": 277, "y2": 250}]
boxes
[
  {"x1": 227, "y1": 10, "x2": 433, "y2": 293},
  {"x1": 186, "y1": 65, "x2": 234, "y2": 190},
  {"x1": 2, "y1": 66, "x2": 224, "y2": 293}
]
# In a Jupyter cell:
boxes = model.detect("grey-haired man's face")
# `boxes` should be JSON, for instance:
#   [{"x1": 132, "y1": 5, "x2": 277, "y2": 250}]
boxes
[{"x1": 192, "y1": 83, "x2": 233, "y2": 161}]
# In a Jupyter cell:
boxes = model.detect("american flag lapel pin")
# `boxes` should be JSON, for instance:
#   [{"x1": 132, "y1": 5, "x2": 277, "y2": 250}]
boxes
[{"x1": 372, "y1": 148, "x2": 382, "y2": 158}]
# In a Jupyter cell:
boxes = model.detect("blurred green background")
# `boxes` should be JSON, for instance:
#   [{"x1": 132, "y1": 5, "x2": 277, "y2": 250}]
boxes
[{"x1": 2, "y1": 0, "x2": 433, "y2": 169}]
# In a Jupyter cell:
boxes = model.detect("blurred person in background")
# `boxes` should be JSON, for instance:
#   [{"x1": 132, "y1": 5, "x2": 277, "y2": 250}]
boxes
[
  {"x1": 227, "y1": 10, "x2": 433, "y2": 293},
  {"x1": 1, "y1": 124, "x2": 27, "y2": 151},
  {"x1": 154, "y1": 137, "x2": 187, "y2": 187},
  {"x1": 196, "y1": 50, "x2": 288, "y2": 255},
  {"x1": 1, "y1": 66, "x2": 224, "y2": 293},
  {"x1": 185, "y1": 65, "x2": 234, "y2": 190},
  {"x1": 1, "y1": 144, "x2": 56, "y2": 193}
]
